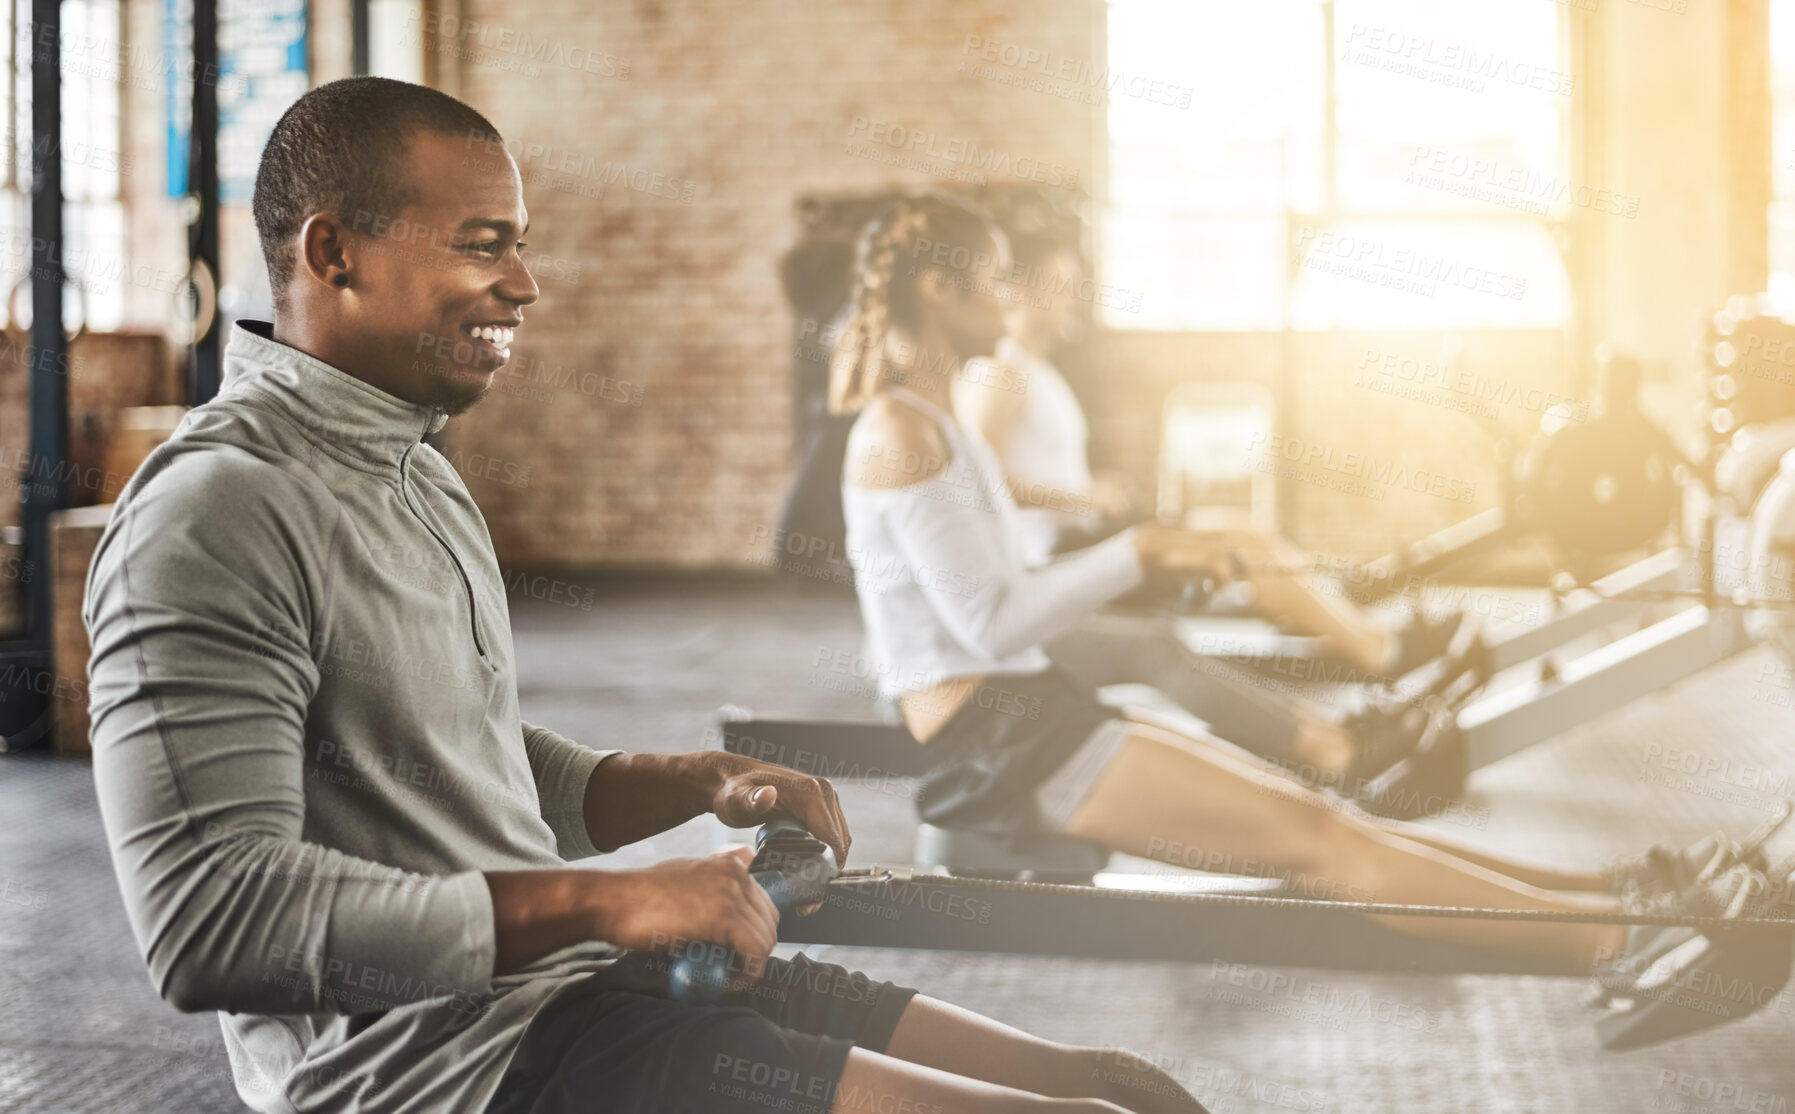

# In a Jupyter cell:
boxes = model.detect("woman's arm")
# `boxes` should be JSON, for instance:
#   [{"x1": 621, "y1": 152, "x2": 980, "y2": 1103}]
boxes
[{"x1": 882, "y1": 488, "x2": 1144, "y2": 659}]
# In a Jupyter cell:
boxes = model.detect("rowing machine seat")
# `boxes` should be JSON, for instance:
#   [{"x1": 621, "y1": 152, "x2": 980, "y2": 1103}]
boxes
[{"x1": 713, "y1": 708, "x2": 1115, "y2": 881}]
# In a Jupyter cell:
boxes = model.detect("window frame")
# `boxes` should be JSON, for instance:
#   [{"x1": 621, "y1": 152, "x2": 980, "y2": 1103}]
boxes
[{"x1": 1098, "y1": 0, "x2": 1575, "y2": 333}]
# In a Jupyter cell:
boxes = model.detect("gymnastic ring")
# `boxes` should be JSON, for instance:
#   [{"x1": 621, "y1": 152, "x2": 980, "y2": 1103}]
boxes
[
  {"x1": 167, "y1": 259, "x2": 217, "y2": 348},
  {"x1": 5, "y1": 274, "x2": 87, "y2": 345}
]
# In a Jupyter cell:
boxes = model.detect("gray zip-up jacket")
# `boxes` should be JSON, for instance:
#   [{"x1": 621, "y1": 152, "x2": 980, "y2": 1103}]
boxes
[{"x1": 85, "y1": 319, "x2": 625, "y2": 1114}]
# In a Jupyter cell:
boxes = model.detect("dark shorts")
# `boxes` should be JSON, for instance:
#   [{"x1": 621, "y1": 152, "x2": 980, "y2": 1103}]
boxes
[
  {"x1": 1043, "y1": 620, "x2": 1303, "y2": 762},
  {"x1": 913, "y1": 665, "x2": 1114, "y2": 832},
  {"x1": 484, "y1": 952, "x2": 919, "y2": 1114}
]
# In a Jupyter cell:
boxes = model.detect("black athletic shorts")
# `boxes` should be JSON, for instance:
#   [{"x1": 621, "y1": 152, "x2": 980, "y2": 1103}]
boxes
[
  {"x1": 913, "y1": 665, "x2": 1114, "y2": 832},
  {"x1": 483, "y1": 951, "x2": 919, "y2": 1114}
]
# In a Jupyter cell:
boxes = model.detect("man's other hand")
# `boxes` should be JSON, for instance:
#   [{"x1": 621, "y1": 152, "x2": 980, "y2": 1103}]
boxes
[
  {"x1": 701, "y1": 754, "x2": 850, "y2": 869},
  {"x1": 594, "y1": 847, "x2": 780, "y2": 967}
]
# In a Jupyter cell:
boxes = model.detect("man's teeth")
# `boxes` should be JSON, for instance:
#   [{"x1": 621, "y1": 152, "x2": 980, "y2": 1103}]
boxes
[{"x1": 466, "y1": 325, "x2": 514, "y2": 347}]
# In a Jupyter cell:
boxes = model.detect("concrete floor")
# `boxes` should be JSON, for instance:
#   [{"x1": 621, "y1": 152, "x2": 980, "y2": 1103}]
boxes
[{"x1": 6, "y1": 574, "x2": 1795, "y2": 1113}]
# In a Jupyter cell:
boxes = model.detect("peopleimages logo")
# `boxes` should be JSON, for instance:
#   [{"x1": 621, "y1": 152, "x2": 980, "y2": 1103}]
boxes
[
  {"x1": 959, "y1": 35, "x2": 1194, "y2": 108},
  {"x1": 845, "y1": 117, "x2": 1080, "y2": 189},
  {"x1": 1406, "y1": 146, "x2": 1639, "y2": 219},
  {"x1": 1293, "y1": 226, "x2": 1529, "y2": 301},
  {"x1": 1338, "y1": 24, "x2": 1575, "y2": 96},
  {"x1": 405, "y1": 11, "x2": 631, "y2": 79},
  {"x1": 1245, "y1": 431, "x2": 1478, "y2": 505},
  {"x1": 1356, "y1": 348, "x2": 1590, "y2": 422},
  {"x1": 461, "y1": 134, "x2": 699, "y2": 202}
]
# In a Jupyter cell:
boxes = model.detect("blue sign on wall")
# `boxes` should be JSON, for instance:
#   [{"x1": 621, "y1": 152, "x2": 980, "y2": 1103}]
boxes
[
  {"x1": 164, "y1": 0, "x2": 190, "y2": 198},
  {"x1": 166, "y1": 0, "x2": 308, "y2": 201}
]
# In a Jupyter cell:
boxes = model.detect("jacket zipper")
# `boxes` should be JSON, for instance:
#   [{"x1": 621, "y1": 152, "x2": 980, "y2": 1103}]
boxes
[{"x1": 398, "y1": 441, "x2": 490, "y2": 663}]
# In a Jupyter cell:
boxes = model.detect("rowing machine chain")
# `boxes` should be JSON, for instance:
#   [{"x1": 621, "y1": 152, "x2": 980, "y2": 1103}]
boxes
[{"x1": 828, "y1": 867, "x2": 1795, "y2": 932}]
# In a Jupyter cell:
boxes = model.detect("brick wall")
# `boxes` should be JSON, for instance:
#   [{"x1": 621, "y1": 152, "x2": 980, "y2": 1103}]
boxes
[{"x1": 445, "y1": 0, "x2": 1105, "y2": 568}]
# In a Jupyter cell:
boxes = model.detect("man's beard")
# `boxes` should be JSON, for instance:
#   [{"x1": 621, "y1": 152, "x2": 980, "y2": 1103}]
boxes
[{"x1": 438, "y1": 372, "x2": 495, "y2": 417}]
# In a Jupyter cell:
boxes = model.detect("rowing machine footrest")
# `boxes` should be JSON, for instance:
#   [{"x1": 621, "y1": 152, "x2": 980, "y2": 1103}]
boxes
[
  {"x1": 914, "y1": 823, "x2": 1110, "y2": 882},
  {"x1": 1594, "y1": 924, "x2": 1795, "y2": 1051}
]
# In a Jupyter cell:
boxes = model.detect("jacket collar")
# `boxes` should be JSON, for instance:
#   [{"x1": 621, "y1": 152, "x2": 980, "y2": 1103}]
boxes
[{"x1": 220, "y1": 319, "x2": 449, "y2": 467}]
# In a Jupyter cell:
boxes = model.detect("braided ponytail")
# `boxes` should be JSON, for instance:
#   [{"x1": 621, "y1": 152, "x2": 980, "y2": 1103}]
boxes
[{"x1": 827, "y1": 192, "x2": 1003, "y2": 415}]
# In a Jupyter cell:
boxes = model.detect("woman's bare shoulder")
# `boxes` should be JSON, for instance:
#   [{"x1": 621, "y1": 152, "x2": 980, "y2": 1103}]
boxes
[{"x1": 844, "y1": 395, "x2": 953, "y2": 491}]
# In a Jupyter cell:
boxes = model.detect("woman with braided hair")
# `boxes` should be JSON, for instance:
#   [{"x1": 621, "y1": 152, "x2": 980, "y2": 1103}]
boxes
[{"x1": 834, "y1": 191, "x2": 1790, "y2": 1027}]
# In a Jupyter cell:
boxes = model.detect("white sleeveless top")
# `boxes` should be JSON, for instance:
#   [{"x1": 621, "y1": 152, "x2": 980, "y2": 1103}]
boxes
[
  {"x1": 841, "y1": 387, "x2": 1142, "y2": 701},
  {"x1": 963, "y1": 338, "x2": 1094, "y2": 566}
]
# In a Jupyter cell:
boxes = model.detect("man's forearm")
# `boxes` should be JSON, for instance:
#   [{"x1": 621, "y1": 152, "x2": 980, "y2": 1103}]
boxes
[
  {"x1": 581, "y1": 751, "x2": 723, "y2": 853},
  {"x1": 486, "y1": 850, "x2": 774, "y2": 979},
  {"x1": 484, "y1": 869, "x2": 615, "y2": 975}
]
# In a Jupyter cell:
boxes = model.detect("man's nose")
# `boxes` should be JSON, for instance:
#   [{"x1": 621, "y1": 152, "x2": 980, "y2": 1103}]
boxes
[{"x1": 502, "y1": 251, "x2": 541, "y2": 306}]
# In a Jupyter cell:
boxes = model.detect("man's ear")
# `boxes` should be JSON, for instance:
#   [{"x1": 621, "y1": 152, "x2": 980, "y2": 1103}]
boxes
[{"x1": 298, "y1": 212, "x2": 354, "y2": 291}]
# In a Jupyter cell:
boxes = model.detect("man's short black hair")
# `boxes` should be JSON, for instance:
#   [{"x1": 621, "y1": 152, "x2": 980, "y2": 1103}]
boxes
[{"x1": 252, "y1": 76, "x2": 504, "y2": 311}]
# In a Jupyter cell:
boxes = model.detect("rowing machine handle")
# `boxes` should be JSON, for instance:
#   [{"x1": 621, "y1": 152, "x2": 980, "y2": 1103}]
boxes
[
  {"x1": 1178, "y1": 573, "x2": 1217, "y2": 611},
  {"x1": 1172, "y1": 549, "x2": 1248, "y2": 613},
  {"x1": 667, "y1": 819, "x2": 839, "y2": 1005}
]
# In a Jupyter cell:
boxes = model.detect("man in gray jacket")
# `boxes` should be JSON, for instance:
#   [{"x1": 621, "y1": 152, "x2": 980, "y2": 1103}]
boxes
[{"x1": 84, "y1": 77, "x2": 1208, "y2": 1114}]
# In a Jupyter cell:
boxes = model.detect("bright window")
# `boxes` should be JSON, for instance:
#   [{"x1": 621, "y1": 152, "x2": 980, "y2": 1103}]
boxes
[
  {"x1": 370, "y1": 0, "x2": 426, "y2": 83},
  {"x1": 0, "y1": 0, "x2": 127, "y2": 333},
  {"x1": 62, "y1": 0, "x2": 125, "y2": 334},
  {"x1": 1103, "y1": 0, "x2": 1572, "y2": 331},
  {"x1": 1768, "y1": 0, "x2": 1795, "y2": 307}
]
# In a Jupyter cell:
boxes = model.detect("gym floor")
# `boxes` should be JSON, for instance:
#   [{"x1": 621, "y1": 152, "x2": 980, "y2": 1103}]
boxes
[{"x1": 5, "y1": 575, "x2": 1794, "y2": 1114}]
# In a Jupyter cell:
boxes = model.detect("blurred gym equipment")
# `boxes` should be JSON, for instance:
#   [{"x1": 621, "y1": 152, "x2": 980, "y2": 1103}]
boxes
[{"x1": 1341, "y1": 339, "x2": 1795, "y2": 780}]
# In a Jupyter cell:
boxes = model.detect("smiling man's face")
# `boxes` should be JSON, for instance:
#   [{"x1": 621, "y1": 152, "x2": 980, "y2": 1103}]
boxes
[{"x1": 342, "y1": 128, "x2": 541, "y2": 416}]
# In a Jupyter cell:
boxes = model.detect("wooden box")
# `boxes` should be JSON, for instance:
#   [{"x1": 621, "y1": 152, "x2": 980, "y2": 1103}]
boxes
[{"x1": 50, "y1": 503, "x2": 113, "y2": 755}]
